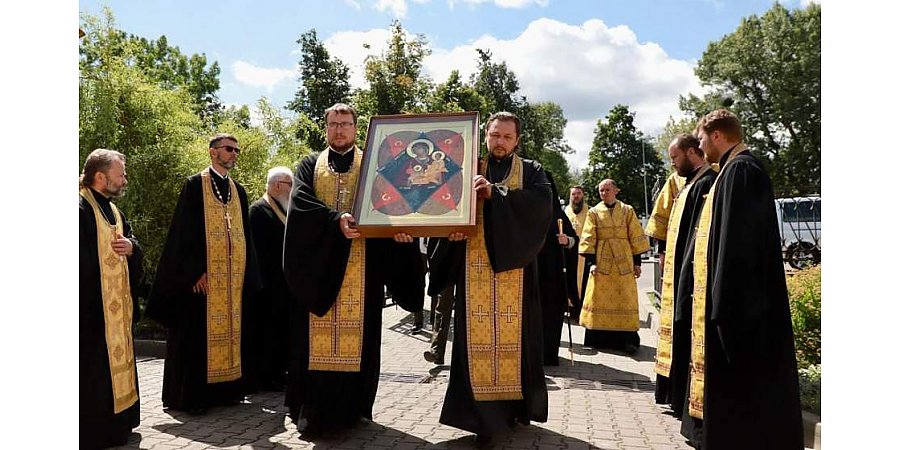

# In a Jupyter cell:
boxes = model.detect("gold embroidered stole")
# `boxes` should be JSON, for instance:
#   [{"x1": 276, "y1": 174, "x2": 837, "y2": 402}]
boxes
[
  {"x1": 200, "y1": 168, "x2": 246, "y2": 383},
  {"x1": 80, "y1": 187, "x2": 138, "y2": 413},
  {"x1": 688, "y1": 146, "x2": 744, "y2": 419},
  {"x1": 564, "y1": 205, "x2": 588, "y2": 299},
  {"x1": 309, "y1": 148, "x2": 366, "y2": 372},
  {"x1": 655, "y1": 166, "x2": 711, "y2": 377},
  {"x1": 263, "y1": 193, "x2": 287, "y2": 225},
  {"x1": 645, "y1": 173, "x2": 686, "y2": 241},
  {"x1": 466, "y1": 155, "x2": 525, "y2": 401}
]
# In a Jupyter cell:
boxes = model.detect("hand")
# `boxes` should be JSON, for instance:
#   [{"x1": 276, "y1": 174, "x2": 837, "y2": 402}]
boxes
[
  {"x1": 193, "y1": 273, "x2": 209, "y2": 295},
  {"x1": 393, "y1": 232, "x2": 414, "y2": 243},
  {"x1": 473, "y1": 175, "x2": 492, "y2": 200},
  {"x1": 111, "y1": 233, "x2": 133, "y2": 257},
  {"x1": 634, "y1": 265, "x2": 642, "y2": 278},
  {"x1": 659, "y1": 252, "x2": 665, "y2": 273},
  {"x1": 557, "y1": 233, "x2": 569, "y2": 246},
  {"x1": 339, "y1": 213, "x2": 361, "y2": 239},
  {"x1": 448, "y1": 232, "x2": 467, "y2": 241},
  {"x1": 567, "y1": 298, "x2": 573, "y2": 308},
  {"x1": 589, "y1": 264, "x2": 597, "y2": 275}
]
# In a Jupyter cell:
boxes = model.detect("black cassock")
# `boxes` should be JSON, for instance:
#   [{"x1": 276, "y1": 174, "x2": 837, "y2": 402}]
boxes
[
  {"x1": 79, "y1": 189, "x2": 143, "y2": 449},
  {"x1": 681, "y1": 149, "x2": 803, "y2": 449},
  {"x1": 282, "y1": 150, "x2": 424, "y2": 433},
  {"x1": 536, "y1": 172, "x2": 579, "y2": 366},
  {"x1": 146, "y1": 171, "x2": 263, "y2": 410},
  {"x1": 247, "y1": 197, "x2": 291, "y2": 390},
  {"x1": 438, "y1": 155, "x2": 552, "y2": 437},
  {"x1": 653, "y1": 166, "x2": 717, "y2": 415}
]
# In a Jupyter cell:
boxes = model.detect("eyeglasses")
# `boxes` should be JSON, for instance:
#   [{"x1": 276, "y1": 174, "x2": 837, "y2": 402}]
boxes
[
  {"x1": 326, "y1": 121, "x2": 355, "y2": 130},
  {"x1": 214, "y1": 145, "x2": 241, "y2": 154}
]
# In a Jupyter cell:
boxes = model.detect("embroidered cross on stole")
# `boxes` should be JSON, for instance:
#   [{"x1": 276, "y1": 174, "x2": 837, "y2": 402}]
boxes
[
  {"x1": 309, "y1": 148, "x2": 366, "y2": 372},
  {"x1": 200, "y1": 168, "x2": 246, "y2": 383},
  {"x1": 80, "y1": 187, "x2": 139, "y2": 413},
  {"x1": 688, "y1": 146, "x2": 744, "y2": 419},
  {"x1": 655, "y1": 165, "x2": 712, "y2": 378},
  {"x1": 465, "y1": 154, "x2": 525, "y2": 401}
]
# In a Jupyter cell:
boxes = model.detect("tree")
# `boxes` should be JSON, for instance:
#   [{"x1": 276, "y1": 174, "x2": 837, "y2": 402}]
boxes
[
  {"x1": 518, "y1": 101, "x2": 574, "y2": 188},
  {"x1": 680, "y1": 3, "x2": 821, "y2": 196},
  {"x1": 425, "y1": 70, "x2": 486, "y2": 114},
  {"x1": 583, "y1": 105, "x2": 666, "y2": 216},
  {"x1": 80, "y1": 8, "x2": 223, "y2": 123},
  {"x1": 470, "y1": 48, "x2": 523, "y2": 116},
  {"x1": 357, "y1": 20, "x2": 432, "y2": 117},
  {"x1": 286, "y1": 29, "x2": 352, "y2": 124}
]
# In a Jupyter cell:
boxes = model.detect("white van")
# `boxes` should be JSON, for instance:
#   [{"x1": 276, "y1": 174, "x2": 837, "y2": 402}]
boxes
[{"x1": 774, "y1": 196, "x2": 821, "y2": 269}]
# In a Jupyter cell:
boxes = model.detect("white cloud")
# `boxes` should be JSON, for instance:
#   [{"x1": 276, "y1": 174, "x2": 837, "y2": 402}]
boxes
[
  {"x1": 419, "y1": 18, "x2": 702, "y2": 171},
  {"x1": 231, "y1": 61, "x2": 296, "y2": 92},
  {"x1": 324, "y1": 28, "x2": 394, "y2": 88},
  {"x1": 344, "y1": 0, "x2": 363, "y2": 10},
  {"x1": 456, "y1": 0, "x2": 549, "y2": 8},
  {"x1": 374, "y1": 0, "x2": 409, "y2": 18},
  {"x1": 801, "y1": 0, "x2": 820, "y2": 6}
]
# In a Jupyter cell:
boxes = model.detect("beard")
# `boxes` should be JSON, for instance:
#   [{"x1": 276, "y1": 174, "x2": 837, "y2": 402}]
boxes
[
  {"x1": 329, "y1": 138, "x2": 354, "y2": 153},
  {"x1": 104, "y1": 181, "x2": 126, "y2": 199},
  {"x1": 572, "y1": 199, "x2": 583, "y2": 213}
]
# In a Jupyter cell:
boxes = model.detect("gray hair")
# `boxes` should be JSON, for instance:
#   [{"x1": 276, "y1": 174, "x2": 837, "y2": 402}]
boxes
[
  {"x1": 80, "y1": 149, "x2": 125, "y2": 187},
  {"x1": 266, "y1": 166, "x2": 293, "y2": 186}
]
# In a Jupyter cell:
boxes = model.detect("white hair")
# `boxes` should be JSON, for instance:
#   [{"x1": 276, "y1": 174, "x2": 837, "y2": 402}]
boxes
[{"x1": 266, "y1": 166, "x2": 293, "y2": 186}]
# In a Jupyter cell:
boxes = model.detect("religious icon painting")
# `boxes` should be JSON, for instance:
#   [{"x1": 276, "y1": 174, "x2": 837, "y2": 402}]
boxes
[{"x1": 352, "y1": 112, "x2": 480, "y2": 237}]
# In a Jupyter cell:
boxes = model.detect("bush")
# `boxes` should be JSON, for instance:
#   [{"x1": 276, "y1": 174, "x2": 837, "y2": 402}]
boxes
[
  {"x1": 798, "y1": 364, "x2": 821, "y2": 415},
  {"x1": 786, "y1": 265, "x2": 821, "y2": 368}
]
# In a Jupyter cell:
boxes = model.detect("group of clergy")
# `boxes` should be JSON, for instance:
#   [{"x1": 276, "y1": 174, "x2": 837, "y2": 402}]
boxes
[{"x1": 80, "y1": 105, "x2": 804, "y2": 450}]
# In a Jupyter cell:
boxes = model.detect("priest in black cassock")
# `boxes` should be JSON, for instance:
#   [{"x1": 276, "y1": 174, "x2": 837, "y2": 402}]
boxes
[
  {"x1": 681, "y1": 110, "x2": 803, "y2": 449},
  {"x1": 652, "y1": 134, "x2": 717, "y2": 417},
  {"x1": 80, "y1": 149, "x2": 143, "y2": 448},
  {"x1": 536, "y1": 171, "x2": 579, "y2": 366},
  {"x1": 247, "y1": 166, "x2": 294, "y2": 391},
  {"x1": 282, "y1": 103, "x2": 424, "y2": 438},
  {"x1": 437, "y1": 112, "x2": 552, "y2": 446},
  {"x1": 146, "y1": 133, "x2": 262, "y2": 414}
]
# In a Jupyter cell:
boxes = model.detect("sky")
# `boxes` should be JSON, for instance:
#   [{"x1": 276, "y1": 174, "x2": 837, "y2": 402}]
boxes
[{"x1": 78, "y1": 0, "x2": 819, "y2": 171}]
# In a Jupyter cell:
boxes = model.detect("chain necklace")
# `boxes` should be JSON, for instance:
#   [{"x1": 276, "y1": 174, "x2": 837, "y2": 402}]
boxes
[{"x1": 211, "y1": 173, "x2": 231, "y2": 204}]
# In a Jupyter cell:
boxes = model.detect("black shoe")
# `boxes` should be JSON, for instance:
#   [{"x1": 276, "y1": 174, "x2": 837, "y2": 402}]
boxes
[
  {"x1": 412, "y1": 323, "x2": 423, "y2": 333},
  {"x1": 423, "y1": 350, "x2": 444, "y2": 365},
  {"x1": 624, "y1": 344, "x2": 639, "y2": 355}
]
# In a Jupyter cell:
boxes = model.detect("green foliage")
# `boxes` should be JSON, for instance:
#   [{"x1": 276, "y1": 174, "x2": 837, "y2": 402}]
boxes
[
  {"x1": 798, "y1": 364, "x2": 821, "y2": 414},
  {"x1": 80, "y1": 8, "x2": 223, "y2": 123},
  {"x1": 287, "y1": 29, "x2": 352, "y2": 124},
  {"x1": 425, "y1": 70, "x2": 487, "y2": 114},
  {"x1": 680, "y1": 2, "x2": 821, "y2": 197},
  {"x1": 583, "y1": 105, "x2": 666, "y2": 214},
  {"x1": 358, "y1": 20, "x2": 432, "y2": 117},
  {"x1": 470, "y1": 48, "x2": 523, "y2": 115},
  {"x1": 786, "y1": 265, "x2": 821, "y2": 368}
]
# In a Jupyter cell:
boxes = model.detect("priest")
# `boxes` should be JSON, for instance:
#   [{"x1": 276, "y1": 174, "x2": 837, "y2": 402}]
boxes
[
  {"x1": 563, "y1": 185, "x2": 588, "y2": 315},
  {"x1": 652, "y1": 134, "x2": 716, "y2": 417},
  {"x1": 437, "y1": 112, "x2": 552, "y2": 446},
  {"x1": 645, "y1": 171, "x2": 685, "y2": 271},
  {"x1": 282, "y1": 103, "x2": 425, "y2": 438},
  {"x1": 578, "y1": 179, "x2": 651, "y2": 355},
  {"x1": 146, "y1": 133, "x2": 262, "y2": 414},
  {"x1": 79, "y1": 149, "x2": 143, "y2": 448},
  {"x1": 681, "y1": 109, "x2": 803, "y2": 449}
]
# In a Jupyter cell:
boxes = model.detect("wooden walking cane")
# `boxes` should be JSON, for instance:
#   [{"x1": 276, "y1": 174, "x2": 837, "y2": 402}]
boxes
[{"x1": 558, "y1": 218, "x2": 575, "y2": 366}]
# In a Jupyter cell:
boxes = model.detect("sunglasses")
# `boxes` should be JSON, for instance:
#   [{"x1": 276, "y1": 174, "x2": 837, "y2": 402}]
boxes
[{"x1": 214, "y1": 145, "x2": 242, "y2": 154}]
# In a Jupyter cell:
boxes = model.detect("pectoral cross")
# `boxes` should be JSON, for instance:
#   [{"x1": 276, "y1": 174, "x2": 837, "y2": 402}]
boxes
[
  {"x1": 224, "y1": 208, "x2": 233, "y2": 257},
  {"x1": 224, "y1": 210, "x2": 232, "y2": 231},
  {"x1": 501, "y1": 305, "x2": 518, "y2": 324}
]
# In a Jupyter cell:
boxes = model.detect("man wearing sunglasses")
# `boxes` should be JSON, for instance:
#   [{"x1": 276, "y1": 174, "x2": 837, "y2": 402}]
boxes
[{"x1": 147, "y1": 133, "x2": 263, "y2": 415}]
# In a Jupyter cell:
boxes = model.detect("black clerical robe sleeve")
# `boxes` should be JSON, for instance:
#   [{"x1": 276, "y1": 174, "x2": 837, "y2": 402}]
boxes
[
  {"x1": 708, "y1": 156, "x2": 786, "y2": 365},
  {"x1": 484, "y1": 161, "x2": 553, "y2": 272},
  {"x1": 426, "y1": 238, "x2": 465, "y2": 297},
  {"x1": 283, "y1": 155, "x2": 351, "y2": 317},
  {"x1": 557, "y1": 211, "x2": 580, "y2": 305},
  {"x1": 371, "y1": 238, "x2": 425, "y2": 313},
  {"x1": 146, "y1": 177, "x2": 206, "y2": 327},
  {"x1": 236, "y1": 183, "x2": 264, "y2": 298},
  {"x1": 121, "y1": 212, "x2": 144, "y2": 324}
]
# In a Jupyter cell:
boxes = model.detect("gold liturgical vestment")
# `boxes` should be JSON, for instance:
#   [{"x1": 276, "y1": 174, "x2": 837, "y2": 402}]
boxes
[
  {"x1": 687, "y1": 145, "x2": 745, "y2": 419},
  {"x1": 200, "y1": 168, "x2": 246, "y2": 383},
  {"x1": 654, "y1": 166, "x2": 712, "y2": 377},
  {"x1": 579, "y1": 201, "x2": 651, "y2": 331},
  {"x1": 645, "y1": 172, "x2": 685, "y2": 241},
  {"x1": 466, "y1": 155, "x2": 525, "y2": 401},
  {"x1": 80, "y1": 187, "x2": 139, "y2": 413},
  {"x1": 309, "y1": 148, "x2": 366, "y2": 372},
  {"x1": 564, "y1": 204, "x2": 588, "y2": 299}
]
